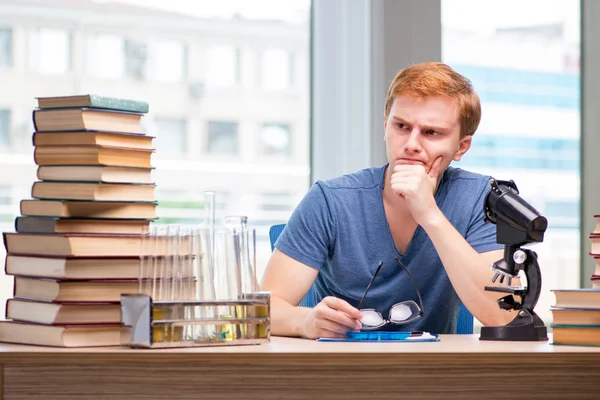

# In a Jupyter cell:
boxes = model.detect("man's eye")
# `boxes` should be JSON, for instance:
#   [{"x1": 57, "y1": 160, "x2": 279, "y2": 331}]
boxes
[
  {"x1": 425, "y1": 130, "x2": 439, "y2": 135},
  {"x1": 396, "y1": 123, "x2": 407, "y2": 130}
]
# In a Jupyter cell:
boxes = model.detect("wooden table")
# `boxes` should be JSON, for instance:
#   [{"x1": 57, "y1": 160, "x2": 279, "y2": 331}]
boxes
[{"x1": 0, "y1": 334, "x2": 599, "y2": 399}]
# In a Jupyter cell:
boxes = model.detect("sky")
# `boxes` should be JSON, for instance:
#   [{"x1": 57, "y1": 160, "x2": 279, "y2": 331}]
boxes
[
  {"x1": 441, "y1": 0, "x2": 580, "y2": 42},
  {"x1": 93, "y1": 0, "x2": 310, "y2": 23},
  {"x1": 92, "y1": 0, "x2": 580, "y2": 41}
]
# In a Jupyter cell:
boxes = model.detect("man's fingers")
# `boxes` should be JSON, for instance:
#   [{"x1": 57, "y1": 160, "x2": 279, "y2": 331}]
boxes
[
  {"x1": 316, "y1": 304, "x2": 362, "y2": 330},
  {"x1": 315, "y1": 318, "x2": 357, "y2": 335},
  {"x1": 323, "y1": 297, "x2": 363, "y2": 320}
]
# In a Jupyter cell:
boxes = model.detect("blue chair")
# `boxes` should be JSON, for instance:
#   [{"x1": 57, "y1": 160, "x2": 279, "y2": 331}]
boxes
[{"x1": 269, "y1": 223, "x2": 474, "y2": 334}]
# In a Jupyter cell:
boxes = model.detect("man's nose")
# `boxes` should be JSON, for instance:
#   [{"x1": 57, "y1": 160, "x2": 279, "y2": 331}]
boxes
[{"x1": 404, "y1": 129, "x2": 422, "y2": 153}]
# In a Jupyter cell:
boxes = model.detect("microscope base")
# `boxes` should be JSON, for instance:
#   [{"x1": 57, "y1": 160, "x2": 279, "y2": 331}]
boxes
[
  {"x1": 480, "y1": 324, "x2": 547, "y2": 341},
  {"x1": 479, "y1": 313, "x2": 548, "y2": 341}
]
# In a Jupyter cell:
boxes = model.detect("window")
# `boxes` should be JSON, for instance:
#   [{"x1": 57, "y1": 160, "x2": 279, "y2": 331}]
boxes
[
  {"x1": 86, "y1": 33, "x2": 125, "y2": 78},
  {"x1": 207, "y1": 121, "x2": 238, "y2": 155},
  {"x1": 0, "y1": 28, "x2": 12, "y2": 67},
  {"x1": 442, "y1": 0, "x2": 581, "y2": 326},
  {"x1": 28, "y1": 28, "x2": 71, "y2": 75},
  {"x1": 206, "y1": 45, "x2": 239, "y2": 87},
  {"x1": 124, "y1": 39, "x2": 148, "y2": 81},
  {"x1": 261, "y1": 48, "x2": 292, "y2": 90},
  {"x1": 0, "y1": 109, "x2": 10, "y2": 147},
  {"x1": 260, "y1": 123, "x2": 291, "y2": 156},
  {"x1": 0, "y1": 0, "x2": 311, "y2": 317},
  {"x1": 148, "y1": 40, "x2": 186, "y2": 83},
  {"x1": 0, "y1": 186, "x2": 10, "y2": 206},
  {"x1": 150, "y1": 117, "x2": 186, "y2": 156}
]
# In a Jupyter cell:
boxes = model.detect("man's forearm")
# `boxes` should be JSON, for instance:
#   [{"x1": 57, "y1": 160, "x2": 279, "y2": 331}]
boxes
[
  {"x1": 420, "y1": 210, "x2": 514, "y2": 326},
  {"x1": 269, "y1": 295, "x2": 312, "y2": 337}
]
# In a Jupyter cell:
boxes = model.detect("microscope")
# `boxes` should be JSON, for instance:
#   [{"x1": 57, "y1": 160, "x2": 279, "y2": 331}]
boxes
[{"x1": 479, "y1": 178, "x2": 548, "y2": 341}]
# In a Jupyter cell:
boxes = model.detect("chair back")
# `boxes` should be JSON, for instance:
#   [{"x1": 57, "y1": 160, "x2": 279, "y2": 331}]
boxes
[{"x1": 268, "y1": 223, "x2": 474, "y2": 334}]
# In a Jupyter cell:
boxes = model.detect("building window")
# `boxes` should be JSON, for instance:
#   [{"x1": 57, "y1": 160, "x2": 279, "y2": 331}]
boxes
[
  {"x1": 124, "y1": 39, "x2": 148, "y2": 81},
  {"x1": 0, "y1": 186, "x2": 10, "y2": 206},
  {"x1": 207, "y1": 121, "x2": 238, "y2": 155},
  {"x1": 0, "y1": 28, "x2": 12, "y2": 67},
  {"x1": 0, "y1": 109, "x2": 10, "y2": 147},
  {"x1": 261, "y1": 48, "x2": 292, "y2": 90},
  {"x1": 151, "y1": 117, "x2": 186, "y2": 156},
  {"x1": 260, "y1": 123, "x2": 291, "y2": 156},
  {"x1": 28, "y1": 28, "x2": 71, "y2": 75},
  {"x1": 206, "y1": 45, "x2": 239, "y2": 87},
  {"x1": 86, "y1": 33, "x2": 125, "y2": 78},
  {"x1": 148, "y1": 40, "x2": 186, "y2": 83},
  {"x1": 442, "y1": 0, "x2": 581, "y2": 326}
]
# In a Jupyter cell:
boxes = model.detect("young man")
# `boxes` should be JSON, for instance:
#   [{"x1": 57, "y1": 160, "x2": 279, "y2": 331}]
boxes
[{"x1": 261, "y1": 62, "x2": 515, "y2": 339}]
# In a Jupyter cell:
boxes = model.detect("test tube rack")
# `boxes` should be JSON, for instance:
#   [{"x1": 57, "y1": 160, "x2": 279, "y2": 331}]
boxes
[{"x1": 120, "y1": 292, "x2": 270, "y2": 349}]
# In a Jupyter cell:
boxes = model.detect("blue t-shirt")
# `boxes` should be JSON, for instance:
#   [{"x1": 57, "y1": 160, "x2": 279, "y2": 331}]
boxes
[{"x1": 274, "y1": 164, "x2": 504, "y2": 334}]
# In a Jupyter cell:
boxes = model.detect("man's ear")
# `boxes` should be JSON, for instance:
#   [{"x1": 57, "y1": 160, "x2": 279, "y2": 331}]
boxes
[{"x1": 453, "y1": 135, "x2": 472, "y2": 161}]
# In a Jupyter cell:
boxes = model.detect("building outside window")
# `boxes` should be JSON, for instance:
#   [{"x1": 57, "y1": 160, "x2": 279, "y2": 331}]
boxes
[
  {"x1": 261, "y1": 48, "x2": 292, "y2": 90},
  {"x1": 0, "y1": 28, "x2": 12, "y2": 67},
  {"x1": 206, "y1": 44, "x2": 240, "y2": 88},
  {"x1": 28, "y1": 28, "x2": 71, "y2": 75},
  {"x1": 260, "y1": 123, "x2": 291, "y2": 156},
  {"x1": 148, "y1": 40, "x2": 186, "y2": 83},
  {"x1": 86, "y1": 33, "x2": 125, "y2": 78},
  {"x1": 207, "y1": 121, "x2": 239, "y2": 155},
  {"x1": 124, "y1": 39, "x2": 148, "y2": 81},
  {"x1": 0, "y1": 109, "x2": 10, "y2": 147}
]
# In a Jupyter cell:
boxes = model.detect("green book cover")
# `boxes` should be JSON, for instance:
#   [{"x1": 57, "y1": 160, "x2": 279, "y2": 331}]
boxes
[{"x1": 36, "y1": 94, "x2": 149, "y2": 114}]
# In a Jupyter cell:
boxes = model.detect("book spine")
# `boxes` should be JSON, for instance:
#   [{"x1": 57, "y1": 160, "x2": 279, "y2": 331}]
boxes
[
  {"x1": 89, "y1": 95, "x2": 149, "y2": 114},
  {"x1": 32, "y1": 109, "x2": 38, "y2": 132}
]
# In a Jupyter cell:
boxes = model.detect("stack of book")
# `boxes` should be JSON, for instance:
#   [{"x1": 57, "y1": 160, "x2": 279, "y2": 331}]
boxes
[
  {"x1": 550, "y1": 215, "x2": 600, "y2": 347},
  {"x1": 0, "y1": 94, "x2": 157, "y2": 347}
]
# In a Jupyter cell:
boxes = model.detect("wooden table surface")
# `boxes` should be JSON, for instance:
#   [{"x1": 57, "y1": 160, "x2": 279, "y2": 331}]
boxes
[{"x1": 0, "y1": 334, "x2": 598, "y2": 399}]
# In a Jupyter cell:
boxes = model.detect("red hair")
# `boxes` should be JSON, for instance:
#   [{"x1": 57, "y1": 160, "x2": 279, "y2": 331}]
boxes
[{"x1": 384, "y1": 62, "x2": 481, "y2": 137}]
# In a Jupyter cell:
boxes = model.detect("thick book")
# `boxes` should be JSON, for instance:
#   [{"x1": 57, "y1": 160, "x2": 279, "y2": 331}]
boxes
[
  {"x1": 31, "y1": 181, "x2": 155, "y2": 202},
  {"x1": 15, "y1": 216, "x2": 151, "y2": 235},
  {"x1": 550, "y1": 307, "x2": 600, "y2": 325},
  {"x1": 590, "y1": 233, "x2": 600, "y2": 254},
  {"x1": 552, "y1": 289, "x2": 600, "y2": 309},
  {"x1": 33, "y1": 130, "x2": 154, "y2": 149},
  {"x1": 0, "y1": 321, "x2": 122, "y2": 347},
  {"x1": 3, "y1": 232, "x2": 189, "y2": 257},
  {"x1": 551, "y1": 324, "x2": 600, "y2": 347},
  {"x1": 36, "y1": 94, "x2": 149, "y2": 114},
  {"x1": 37, "y1": 165, "x2": 154, "y2": 184},
  {"x1": 34, "y1": 145, "x2": 154, "y2": 168},
  {"x1": 33, "y1": 108, "x2": 143, "y2": 133},
  {"x1": 4, "y1": 254, "x2": 187, "y2": 280},
  {"x1": 14, "y1": 277, "x2": 142, "y2": 302},
  {"x1": 20, "y1": 199, "x2": 157, "y2": 219},
  {"x1": 6, "y1": 299, "x2": 121, "y2": 325},
  {"x1": 13, "y1": 277, "x2": 196, "y2": 302},
  {"x1": 3, "y1": 232, "x2": 144, "y2": 257}
]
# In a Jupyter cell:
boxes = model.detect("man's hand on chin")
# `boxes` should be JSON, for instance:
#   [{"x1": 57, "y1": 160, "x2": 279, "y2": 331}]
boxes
[{"x1": 390, "y1": 156, "x2": 444, "y2": 226}]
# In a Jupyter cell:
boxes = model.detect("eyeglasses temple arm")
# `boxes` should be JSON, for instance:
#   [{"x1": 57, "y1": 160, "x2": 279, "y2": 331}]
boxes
[
  {"x1": 357, "y1": 260, "x2": 384, "y2": 310},
  {"x1": 395, "y1": 258, "x2": 426, "y2": 314}
]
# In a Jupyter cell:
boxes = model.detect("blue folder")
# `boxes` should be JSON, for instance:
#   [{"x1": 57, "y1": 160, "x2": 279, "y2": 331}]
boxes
[{"x1": 317, "y1": 331, "x2": 440, "y2": 342}]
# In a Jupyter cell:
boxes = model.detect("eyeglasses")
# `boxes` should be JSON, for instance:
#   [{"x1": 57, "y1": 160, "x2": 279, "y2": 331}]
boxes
[{"x1": 357, "y1": 258, "x2": 425, "y2": 331}]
